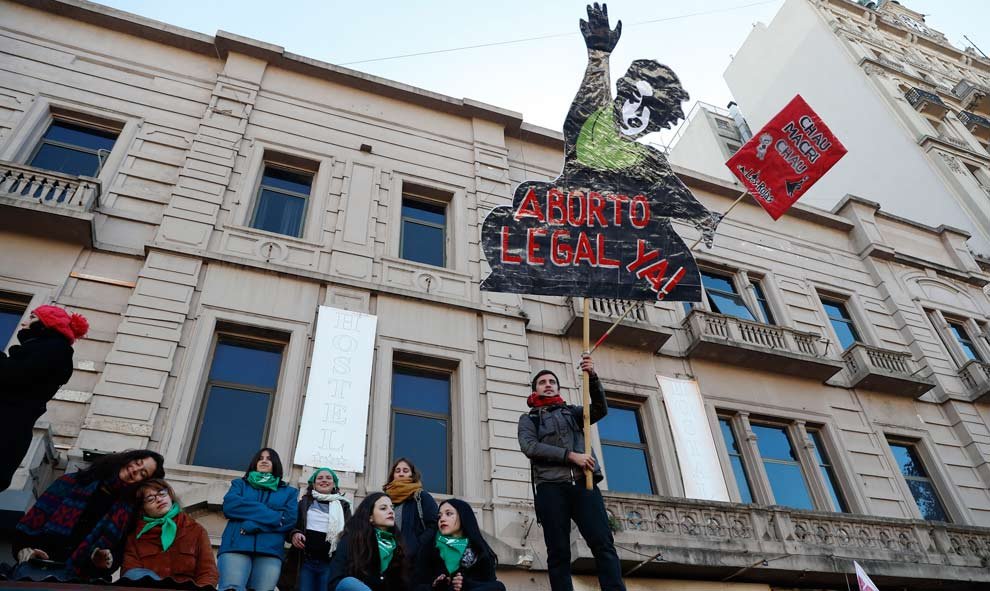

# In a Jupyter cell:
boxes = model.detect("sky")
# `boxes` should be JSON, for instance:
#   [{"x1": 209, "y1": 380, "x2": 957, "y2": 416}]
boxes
[{"x1": 96, "y1": 0, "x2": 990, "y2": 145}]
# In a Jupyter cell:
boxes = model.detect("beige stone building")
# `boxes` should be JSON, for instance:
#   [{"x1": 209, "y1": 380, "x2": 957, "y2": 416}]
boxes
[{"x1": 1, "y1": 0, "x2": 990, "y2": 589}]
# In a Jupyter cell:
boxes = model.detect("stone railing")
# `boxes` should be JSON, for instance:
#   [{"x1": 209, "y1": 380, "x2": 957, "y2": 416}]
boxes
[
  {"x1": 0, "y1": 161, "x2": 100, "y2": 213},
  {"x1": 600, "y1": 493, "x2": 990, "y2": 582},
  {"x1": 841, "y1": 343, "x2": 934, "y2": 396},
  {"x1": 958, "y1": 359, "x2": 990, "y2": 402},
  {"x1": 684, "y1": 310, "x2": 823, "y2": 356},
  {"x1": 586, "y1": 298, "x2": 647, "y2": 322},
  {"x1": 567, "y1": 297, "x2": 669, "y2": 350},
  {"x1": 959, "y1": 110, "x2": 990, "y2": 136},
  {"x1": 952, "y1": 79, "x2": 990, "y2": 112}
]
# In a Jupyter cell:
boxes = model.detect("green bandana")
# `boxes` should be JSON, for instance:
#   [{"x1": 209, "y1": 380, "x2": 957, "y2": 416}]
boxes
[
  {"x1": 375, "y1": 529, "x2": 396, "y2": 573},
  {"x1": 307, "y1": 467, "x2": 339, "y2": 488},
  {"x1": 137, "y1": 503, "x2": 181, "y2": 552},
  {"x1": 435, "y1": 533, "x2": 469, "y2": 575},
  {"x1": 575, "y1": 106, "x2": 646, "y2": 171},
  {"x1": 246, "y1": 471, "x2": 280, "y2": 491}
]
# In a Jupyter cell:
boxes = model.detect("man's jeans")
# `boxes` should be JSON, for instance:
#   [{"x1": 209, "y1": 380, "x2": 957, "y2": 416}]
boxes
[
  {"x1": 217, "y1": 552, "x2": 282, "y2": 591},
  {"x1": 535, "y1": 481, "x2": 626, "y2": 591}
]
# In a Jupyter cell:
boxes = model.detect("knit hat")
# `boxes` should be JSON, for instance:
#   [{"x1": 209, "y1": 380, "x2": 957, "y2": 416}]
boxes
[{"x1": 32, "y1": 305, "x2": 89, "y2": 344}]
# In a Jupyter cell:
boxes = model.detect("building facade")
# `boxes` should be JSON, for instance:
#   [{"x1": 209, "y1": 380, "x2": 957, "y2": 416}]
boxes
[
  {"x1": 717, "y1": 0, "x2": 990, "y2": 255},
  {"x1": 1, "y1": 0, "x2": 990, "y2": 589}
]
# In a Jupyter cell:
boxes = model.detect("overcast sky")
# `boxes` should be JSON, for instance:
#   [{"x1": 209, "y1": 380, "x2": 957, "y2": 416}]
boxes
[{"x1": 97, "y1": 0, "x2": 990, "y2": 145}]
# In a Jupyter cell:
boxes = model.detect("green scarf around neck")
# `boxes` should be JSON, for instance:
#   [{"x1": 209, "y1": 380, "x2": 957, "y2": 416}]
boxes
[
  {"x1": 246, "y1": 471, "x2": 280, "y2": 491},
  {"x1": 435, "y1": 533, "x2": 469, "y2": 574},
  {"x1": 375, "y1": 528, "x2": 396, "y2": 573},
  {"x1": 137, "y1": 503, "x2": 181, "y2": 551}
]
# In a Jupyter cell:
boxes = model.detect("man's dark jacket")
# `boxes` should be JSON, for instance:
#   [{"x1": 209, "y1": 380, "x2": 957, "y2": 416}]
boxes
[
  {"x1": 517, "y1": 374, "x2": 607, "y2": 485},
  {"x1": 0, "y1": 327, "x2": 73, "y2": 492}
]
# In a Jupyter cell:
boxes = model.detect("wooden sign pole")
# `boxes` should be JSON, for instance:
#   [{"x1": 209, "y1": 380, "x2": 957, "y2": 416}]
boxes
[{"x1": 583, "y1": 297, "x2": 593, "y2": 490}]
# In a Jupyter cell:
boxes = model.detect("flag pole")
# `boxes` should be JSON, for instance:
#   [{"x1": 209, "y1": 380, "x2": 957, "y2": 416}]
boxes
[
  {"x1": 688, "y1": 188, "x2": 749, "y2": 251},
  {"x1": 583, "y1": 297, "x2": 593, "y2": 490}
]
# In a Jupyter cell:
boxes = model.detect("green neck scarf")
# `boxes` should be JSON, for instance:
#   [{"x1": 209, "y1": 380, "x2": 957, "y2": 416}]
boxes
[
  {"x1": 375, "y1": 528, "x2": 396, "y2": 573},
  {"x1": 246, "y1": 471, "x2": 280, "y2": 491},
  {"x1": 435, "y1": 533, "x2": 470, "y2": 575},
  {"x1": 137, "y1": 503, "x2": 181, "y2": 552},
  {"x1": 575, "y1": 106, "x2": 646, "y2": 171}
]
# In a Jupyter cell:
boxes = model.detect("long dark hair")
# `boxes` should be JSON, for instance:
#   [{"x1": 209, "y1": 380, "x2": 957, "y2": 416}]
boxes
[
  {"x1": 243, "y1": 447, "x2": 283, "y2": 481},
  {"x1": 386, "y1": 457, "x2": 421, "y2": 485},
  {"x1": 77, "y1": 449, "x2": 165, "y2": 486},
  {"x1": 343, "y1": 492, "x2": 407, "y2": 582},
  {"x1": 439, "y1": 499, "x2": 497, "y2": 565}
]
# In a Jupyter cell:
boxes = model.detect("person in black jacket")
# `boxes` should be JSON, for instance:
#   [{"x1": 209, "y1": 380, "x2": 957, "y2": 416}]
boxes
[
  {"x1": 327, "y1": 492, "x2": 408, "y2": 591},
  {"x1": 290, "y1": 467, "x2": 352, "y2": 591},
  {"x1": 0, "y1": 305, "x2": 87, "y2": 492},
  {"x1": 413, "y1": 498, "x2": 504, "y2": 591}
]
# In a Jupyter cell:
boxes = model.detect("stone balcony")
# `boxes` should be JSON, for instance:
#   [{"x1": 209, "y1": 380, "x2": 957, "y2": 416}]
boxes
[
  {"x1": 0, "y1": 423, "x2": 57, "y2": 523},
  {"x1": 959, "y1": 110, "x2": 990, "y2": 142},
  {"x1": 953, "y1": 79, "x2": 990, "y2": 115},
  {"x1": 0, "y1": 161, "x2": 100, "y2": 246},
  {"x1": 594, "y1": 492, "x2": 990, "y2": 588},
  {"x1": 957, "y1": 359, "x2": 990, "y2": 402},
  {"x1": 840, "y1": 343, "x2": 935, "y2": 397},
  {"x1": 564, "y1": 297, "x2": 674, "y2": 352},
  {"x1": 682, "y1": 310, "x2": 844, "y2": 380},
  {"x1": 905, "y1": 86, "x2": 950, "y2": 118}
]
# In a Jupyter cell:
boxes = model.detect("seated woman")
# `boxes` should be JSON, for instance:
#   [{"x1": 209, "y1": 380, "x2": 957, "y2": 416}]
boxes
[
  {"x1": 327, "y1": 492, "x2": 408, "y2": 591},
  {"x1": 121, "y1": 478, "x2": 218, "y2": 587},
  {"x1": 217, "y1": 447, "x2": 297, "y2": 591},
  {"x1": 291, "y1": 467, "x2": 352, "y2": 591},
  {"x1": 413, "y1": 499, "x2": 505, "y2": 591},
  {"x1": 12, "y1": 449, "x2": 165, "y2": 581},
  {"x1": 382, "y1": 458, "x2": 438, "y2": 560}
]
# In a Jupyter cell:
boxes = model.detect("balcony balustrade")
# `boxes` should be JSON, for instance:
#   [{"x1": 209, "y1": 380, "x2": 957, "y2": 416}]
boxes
[
  {"x1": 905, "y1": 86, "x2": 950, "y2": 118},
  {"x1": 959, "y1": 110, "x2": 990, "y2": 142},
  {"x1": 840, "y1": 343, "x2": 935, "y2": 397},
  {"x1": 957, "y1": 359, "x2": 990, "y2": 402},
  {"x1": 952, "y1": 79, "x2": 990, "y2": 115},
  {"x1": 565, "y1": 297, "x2": 673, "y2": 351},
  {"x1": 0, "y1": 160, "x2": 100, "y2": 245},
  {"x1": 682, "y1": 309, "x2": 843, "y2": 380}
]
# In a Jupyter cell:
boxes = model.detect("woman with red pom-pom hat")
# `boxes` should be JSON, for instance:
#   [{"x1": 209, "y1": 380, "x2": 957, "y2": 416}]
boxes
[{"x1": 0, "y1": 305, "x2": 88, "y2": 492}]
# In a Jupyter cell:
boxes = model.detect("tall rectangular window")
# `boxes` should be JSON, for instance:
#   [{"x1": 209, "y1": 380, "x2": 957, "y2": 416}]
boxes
[
  {"x1": 597, "y1": 404, "x2": 654, "y2": 495},
  {"x1": 29, "y1": 119, "x2": 118, "y2": 177},
  {"x1": 751, "y1": 281, "x2": 776, "y2": 325},
  {"x1": 250, "y1": 164, "x2": 313, "y2": 238},
  {"x1": 391, "y1": 365, "x2": 451, "y2": 493},
  {"x1": 718, "y1": 418, "x2": 753, "y2": 503},
  {"x1": 821, "y1": 298, "x2": 860, "y2": 350},
  {"x1": 808, "y1": 429, "x2": 848, "y2": 512},
  {"x1": 701, "y1": 271, "x2": 755, "y2": 321},
  {"x1": 0, "y1": 294, "x2": 29, "y2": 348},
  {"x1": 947, "y1": 321, "x2": 983, "y2": 362},
  {"x1": 191, "y1": 334, "x2": 285, "y2": 471},
  {"x1": 888, "y1": 441, "x2": 950, "y2": 522},
  {"x1": 751, "y1": 423, "x2": 814, "y2": 510},
  {"x1": 400, "y1": 197, "x2": 446, "y2": 267}
]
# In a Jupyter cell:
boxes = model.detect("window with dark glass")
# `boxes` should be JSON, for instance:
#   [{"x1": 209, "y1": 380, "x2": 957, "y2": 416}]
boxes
[
  {"x1": 947, "y1": 321, "x2": 983, "y2": 362},
  {"x1": 751, "y1": 281, "x2": 775, "y2": 325},
  {"x1": 821, "y1": 298, "x2": 860, "y2": 350},
  {"x1": 400, "y1": 197, "x2": 447, "y2": 267},
  {"x1": 250, "y1": 165, "x2": 313, "y2": 238},
  {"x1": 701, "y1": 271, "x2": 755, "y2": 321},
  {"x1": 391, "y1": 365, "x2": 451, "y2": 494},
  {"x1": 191, "y1": 335, "x2": 284, "y2": 471},
  {"x1": 751, "y1": 423, "x2": 814, "y2": 510},
  {"x1": 888, "y1": 441, "x2": 950, "y2": 522},
  {"x1": 0, "y1": 294, "x2": 28, "y2": 348},
  {"x1": 718, "y1": 418, "x2": 753, "y2": 503},
  {"x1": 29, "y1": 119, "x2": 118, "y2": 178},
  {"x1": 808, "y1": 429, "x2": 848, "y2": 512},
  {"x1": 597, "y1": 404, "x2": 654, "y2": 495}
]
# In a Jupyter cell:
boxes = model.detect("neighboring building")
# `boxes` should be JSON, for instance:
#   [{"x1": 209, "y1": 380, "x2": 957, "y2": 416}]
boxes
[
  {"x1": 666, "y1": 102, "x2": 748, "y2": 184},
  {"x1": 718, "y1": 0, "x2": 990, "y2": 255},
  {"x1": 1, "y1": 1, "x2": 990, "y2": 589}
]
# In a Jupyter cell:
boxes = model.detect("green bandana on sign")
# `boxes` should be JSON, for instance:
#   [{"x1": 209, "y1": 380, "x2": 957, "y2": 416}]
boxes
[
  {"x1": 435, "y1": 533, "x2": 469, "y2": 575},
  {"x1": 246, "y1": 471, "x2": 279, "y2": 491},
  {"x1": 575, "y1": 106, "x2": 646, "y2": 171},
  {"x1": 137, "y1": 503, "x2": 181, "y2": 552},
  {"x1": 375, "y1": 529, "x2": 396, "y2": 573}
]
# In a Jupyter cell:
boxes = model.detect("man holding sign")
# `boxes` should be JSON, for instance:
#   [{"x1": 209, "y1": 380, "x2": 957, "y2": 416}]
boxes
[{"x1": 517, "y1": 353, "x2": 624, "y2": 591}]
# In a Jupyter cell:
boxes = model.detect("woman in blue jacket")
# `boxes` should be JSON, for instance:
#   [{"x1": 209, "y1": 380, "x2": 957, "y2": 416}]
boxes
[{"x1": 217, "y1": 448, "x2": 298, "y2": 591}]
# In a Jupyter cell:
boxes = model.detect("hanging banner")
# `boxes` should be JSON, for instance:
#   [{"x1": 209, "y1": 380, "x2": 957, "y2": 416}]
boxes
[
  {"x1": 293, "y1": 306, "x2": 377, "y2": 472},
  {"x1": 726, "y1": 94, "x2": 847, "y2": 220},
  {"x1": 854, "y1": 562, "x2": 880, "y2": 591},
  {"x1": 657, "y1": 375, "x2": 730, "y2": 502}
]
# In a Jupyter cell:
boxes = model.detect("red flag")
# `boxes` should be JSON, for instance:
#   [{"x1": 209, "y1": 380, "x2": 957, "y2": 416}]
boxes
[{"x1": 726, "y1": 95, "x2": 847, "y2": 220}]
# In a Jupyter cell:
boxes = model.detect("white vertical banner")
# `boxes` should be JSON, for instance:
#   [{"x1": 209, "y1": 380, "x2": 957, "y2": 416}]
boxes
[
  {"x1": 657, "y1": 375, "x2": 730, "y2": 502},
  {"x1": 854, "y1": 562, "x2": 879, "y2": 591},
  {"x1": 294, "y1": 305, "x2": 378, "y2": 472}
]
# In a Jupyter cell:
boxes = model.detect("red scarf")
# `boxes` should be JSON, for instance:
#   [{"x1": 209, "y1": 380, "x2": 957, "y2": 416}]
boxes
[{"x1": 527, "y1": 393, "x2": 565, "y2": 408}]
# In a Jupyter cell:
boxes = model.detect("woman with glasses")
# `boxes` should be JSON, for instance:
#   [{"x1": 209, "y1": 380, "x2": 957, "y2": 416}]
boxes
[{"x1": 121, "y1": 478, "x2": 218, "y2": 587}]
